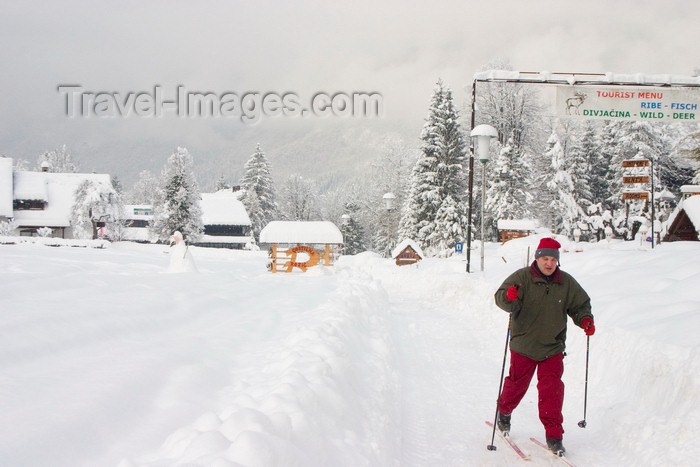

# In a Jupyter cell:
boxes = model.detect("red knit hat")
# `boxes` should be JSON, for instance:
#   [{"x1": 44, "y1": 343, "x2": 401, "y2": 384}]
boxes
[{"x1": 535, "y1": 237, "x2": 561, "y2": 260}]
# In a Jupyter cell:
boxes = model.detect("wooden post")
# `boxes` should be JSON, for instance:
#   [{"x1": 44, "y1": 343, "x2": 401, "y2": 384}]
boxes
[{"x1": 271, "y1": 244, "x2": 278, "y2": 273}]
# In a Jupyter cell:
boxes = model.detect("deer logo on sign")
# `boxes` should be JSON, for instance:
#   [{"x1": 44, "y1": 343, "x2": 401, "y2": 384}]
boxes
[{"x1": 566, "y1": 91, "x2": 587, "y2": 115}]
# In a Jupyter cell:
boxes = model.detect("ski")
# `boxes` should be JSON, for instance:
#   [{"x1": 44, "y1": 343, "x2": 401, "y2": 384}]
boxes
[
  {"x1": 485, "y1": 421, "x2": 531, "y2": 460},
  {"x1": 529, "y1": 438, "x2": 576, "y2": 467}
]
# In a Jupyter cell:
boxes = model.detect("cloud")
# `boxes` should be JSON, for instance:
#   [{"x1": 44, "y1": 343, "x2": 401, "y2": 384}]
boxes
[{"x1": 1, "y1": 0, "x2": 699, "y2": 187}]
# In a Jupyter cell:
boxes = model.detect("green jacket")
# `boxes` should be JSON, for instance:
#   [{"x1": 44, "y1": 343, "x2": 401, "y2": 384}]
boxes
[{"x1": 494, "y1": 262, "x2": 593, "y2": 361}]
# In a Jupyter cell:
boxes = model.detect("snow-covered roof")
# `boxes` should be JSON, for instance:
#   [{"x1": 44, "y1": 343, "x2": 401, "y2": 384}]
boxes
[
  {"x1": 13, "y1": 171, "x2": 48, "y2": 201},
  {"x1": 12, "y1": 172, "x2": 112, "y2": 227},
  {"x1": 391, "y1": 238, "x2": 424, "y2": 259},
  {"x1": 473, "y1": 70, "x2": 700, "y2": 87},
  {"x1": 682, "y1": 196, "x2": 700, "y2": 229},
  {"x1": 497, "y1": 219, "x2": 538, "y2": 231},
  {"x1": 200, "y1": 190, "x2": 251, "y2": 226},
  {"x1": 0, "y1": 157, "x2": 13, "y2": 217},
  {"x1": 259, "y1": 221, "x2": 343, "y2": 244}
]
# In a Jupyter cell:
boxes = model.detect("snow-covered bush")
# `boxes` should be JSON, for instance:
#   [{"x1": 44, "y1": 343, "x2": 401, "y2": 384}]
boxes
[
  {"x1": 0, "y1": 219, "x2": 17, "y2": 236},
  {"x1": 36, "y1": 226, "x2": 53, "y2": 238}
]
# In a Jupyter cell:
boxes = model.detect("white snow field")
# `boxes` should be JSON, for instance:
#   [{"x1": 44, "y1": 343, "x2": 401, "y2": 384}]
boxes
[{"x1": 1, "y1": 236, "x2": 699, "y2": 467}]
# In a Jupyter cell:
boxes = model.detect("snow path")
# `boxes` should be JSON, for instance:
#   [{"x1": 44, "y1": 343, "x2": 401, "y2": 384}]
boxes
[{"x1": 2, "y1": 240, "x2": 700, "y2": 466}]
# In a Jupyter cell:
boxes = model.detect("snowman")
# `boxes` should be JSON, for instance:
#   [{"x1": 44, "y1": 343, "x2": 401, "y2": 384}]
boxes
[{"x1": 168, "y1": 231, "x2": 198, "y2": 273}]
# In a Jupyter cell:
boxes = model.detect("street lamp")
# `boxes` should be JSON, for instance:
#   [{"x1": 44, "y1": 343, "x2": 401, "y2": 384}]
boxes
[
  {"x1": 382, "y1": 192, "x2": 396, "y2": 210},
  {"x1": 470, "y1": 124, "x2": 498, "y2": 272}
]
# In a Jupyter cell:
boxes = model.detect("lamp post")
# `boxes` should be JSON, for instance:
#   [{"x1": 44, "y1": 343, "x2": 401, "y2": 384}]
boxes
[
  {"x1": 382, "y1": 192, "x2": 396, "y2": 211},
  {"x1": 470, "y1": 124, "x2": 498, "y2": 272}
]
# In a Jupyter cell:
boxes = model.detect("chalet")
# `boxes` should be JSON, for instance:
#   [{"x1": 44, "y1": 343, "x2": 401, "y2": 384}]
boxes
[
  {"x1": 121, "y1": 205, "x2": 153, "y2": 243},
  {"x1": 259, "y1": 221, "x2": 343, "y2": 272},
  {"x1": 681, "y1": 185, "x2": 700, "y2": 200},
  {"x1": 391, "y1": 239, "x2": 423, "y2": 266},
  {"x1": 497, "y1": 219, "x2": 538, "y2": 244},
  {"x1": 194, "y1": 189, "x2": 254, "y2": 249},
  {"x1": 663, "y1": 195, "x2": 700, "y2": 242},
  {"x1": 0, "y1": 157, "x2": 12, "y2": 221},
  {"x1": 0, "y1": 157, "x2": 113, "y2": 238}
]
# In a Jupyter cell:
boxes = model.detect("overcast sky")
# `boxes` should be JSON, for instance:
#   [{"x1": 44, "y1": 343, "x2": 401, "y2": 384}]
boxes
[{"x1": 1, "y1": 0, "x2": 699, "y2": 187}]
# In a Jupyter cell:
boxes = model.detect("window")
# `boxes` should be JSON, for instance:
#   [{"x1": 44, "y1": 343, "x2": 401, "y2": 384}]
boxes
[{"x1": 13, "y1": 199, "x2": 46, "y2": 210}]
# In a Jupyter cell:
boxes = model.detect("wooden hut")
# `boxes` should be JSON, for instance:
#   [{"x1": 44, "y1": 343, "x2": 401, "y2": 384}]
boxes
[
  {"x1": 663, "y1": 195, "x2": 700, "y2": 242},
  {"x1": 391, "y1": 239, "x2": 423, "y2": 266},
  {"x1": 497, "y1": 219, "x2": 538, "y2": 244},
  {"x1": 259, "y1": 221, "x2": 343, "y2": 272}
]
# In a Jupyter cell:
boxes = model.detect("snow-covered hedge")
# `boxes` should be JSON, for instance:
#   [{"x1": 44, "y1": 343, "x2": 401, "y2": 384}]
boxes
[{"x1": 0, "y1": 235, "x2": 109, "y2": 248}]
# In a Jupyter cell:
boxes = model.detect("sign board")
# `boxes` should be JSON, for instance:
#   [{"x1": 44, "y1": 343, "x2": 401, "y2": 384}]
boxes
[
  {"x1": 557, "y1": 86, "x2": 700, "y2": 122},
  {"x1": 623, "y1": 176, "x2": 650, "y2": 184},
  {"x1": 622, "y1": 159, "x2": 650, "y2": 168},
  {"x1": 454, "y1": 242, "x2": 463, "y2": 253},
  {"x1": 622, "y1": 192, "x2": 650, "y2": 200}
]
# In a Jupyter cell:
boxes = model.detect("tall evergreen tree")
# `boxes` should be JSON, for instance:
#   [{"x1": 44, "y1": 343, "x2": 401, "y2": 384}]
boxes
[
  {"x1": 545, "y1": 132, "x2": 586, "y2": 237},
  {"x1": 340, "y1": 202, "x2": 366, "y2": 255},
  {"x1": 280, "y1": 174, "x2": 320, "y2": 221},
  {"x1": 126, "y1": 170, "x2": 159, "y2": 204},
  {"x1": 483, "y1": 138, "x2": 531, "y2": 238},
  {"x1": 150, "y1": 147, "x2": 204, "y2": 242},
  {"x1": 399, "y1": 79, "x2": 467, "y2": 254},
  {"x1": 240, "y1": 144, "x2": 277, "y2": 240}
]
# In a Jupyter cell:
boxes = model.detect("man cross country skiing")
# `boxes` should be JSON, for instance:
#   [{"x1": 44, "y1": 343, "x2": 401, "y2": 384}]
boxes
[{"x1": 494, "y1": 237, "x2": 595, "y2": 455}]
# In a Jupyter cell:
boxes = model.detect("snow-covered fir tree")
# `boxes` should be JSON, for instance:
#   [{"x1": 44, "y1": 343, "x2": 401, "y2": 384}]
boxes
[
  {"x1": 239, "y1": 144, "x2": 277, "y2": 240},
  {"x1": 126, "y1": 170, "x2": 159, "y2": 205},
  {"x1": 429, "y1": 195, "x2": 466, "y2": 256},
  {"x1": 340, "y1": 202, "x2": 365, "y2": 255},
  {"x1": 280, "y1": 174, "x2": 320, "y2": 221},
  {"x1": 150, "y1": 147, "x2": 204, "y2": 242},
  {"x1": 399, "y1": 79, "x2": 467, "y2": 255},
  {"x1": 37, "y1": 145, "x2": 79, "y2": 173},
  {"x1": 483, "y1": 138, "x2": 531, "y2": 238},
  {"x1": 70, "y1": 179, "x2": 120, "y2": 240},
  {"x1": 545, "y1": 131, "x2": 586, "y2": 237},
  {"x1": 215, "y1": 174, "x2": 231, "y2": 191},
  {"x1": 580, "y1": 121, "x2": 610, "y2": 208}
]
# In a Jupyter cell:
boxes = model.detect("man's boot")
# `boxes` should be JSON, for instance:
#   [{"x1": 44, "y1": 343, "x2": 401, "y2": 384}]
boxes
[
  {"x1": 496, "y1": 411, "x2": 511, "y2": 434},
  {"x1": 546, "y1": 438, "x2": 566, "y2": 456}
]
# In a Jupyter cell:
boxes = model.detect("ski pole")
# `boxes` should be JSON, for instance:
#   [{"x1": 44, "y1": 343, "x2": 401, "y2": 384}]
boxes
[
  {"x1": 487, "y1": 312, "x2": 512, "y2": 451},
  {"x1": 578, "y1": 335, "x2": 590, "y2": 428}
]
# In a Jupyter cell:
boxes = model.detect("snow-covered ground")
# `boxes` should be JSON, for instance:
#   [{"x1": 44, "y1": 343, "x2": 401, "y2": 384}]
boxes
[{"x1": 1, "y1": 236, "x2": 699, "y2": 466}]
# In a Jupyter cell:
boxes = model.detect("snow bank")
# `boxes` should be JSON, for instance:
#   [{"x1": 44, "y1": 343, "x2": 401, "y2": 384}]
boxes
[{"x1": 1, "y1": 238, "x2": 699, "y2": 466}]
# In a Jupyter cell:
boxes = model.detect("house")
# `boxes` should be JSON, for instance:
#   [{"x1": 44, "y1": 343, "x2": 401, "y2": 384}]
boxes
[
  {"x1": 194, "y1": 189, "x2": 254, "y2": 249},
  {"x1": 259, "y1": 220, "x2": 343, "y2": 272},
  {"x1": 681, "y1": 185, "x2": 700, "y2": 200},
  {"x1": 121, "y1": 205, "x2": 153, "y2": 243},
  {"x1": 391, "y1": 239, "x2": 423, "y2": 266},
  {"x1": 497, "y1": 219, "x2": 538, "y2": 244},
  {"x1": 4, "y1": 157, "x2": 113, "y2": 238},
  {"x1": 0, "y1": 157, "x2": 13, "y2": 221},
  {"x1": 663, "y1": 195, "x2": 700, "y2": 242}
]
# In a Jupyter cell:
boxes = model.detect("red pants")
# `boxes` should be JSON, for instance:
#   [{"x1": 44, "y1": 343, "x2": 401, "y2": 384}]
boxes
[{"x1": 498, "y1": 351, "x2": 565, "y2": 439}]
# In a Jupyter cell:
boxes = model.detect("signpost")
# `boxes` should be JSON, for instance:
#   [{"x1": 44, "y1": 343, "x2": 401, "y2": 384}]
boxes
[
  {"x1": 623, "y1": 176, "x2": 650, "y2": 184},
  {"x1": 622, "y1": 192, "x2": 649, "y2": 200},
  {"x1": 621, "y1": 158, "x2": 654, "y2": 247}
]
